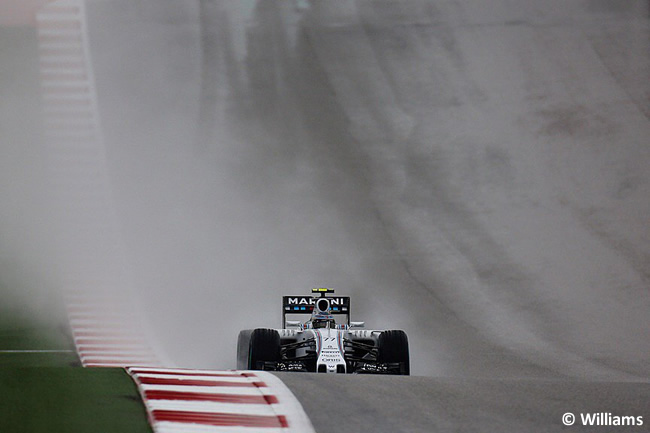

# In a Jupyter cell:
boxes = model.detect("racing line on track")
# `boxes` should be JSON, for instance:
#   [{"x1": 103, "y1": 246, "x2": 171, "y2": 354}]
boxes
[{"x1": 37, "y1": 1, "x2": 315, "y2": 432}]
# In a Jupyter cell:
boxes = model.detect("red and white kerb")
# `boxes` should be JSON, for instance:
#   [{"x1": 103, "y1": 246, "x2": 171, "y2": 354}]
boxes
[
  {"x1": 64, "y1": 289, "x2": 160, "y2": 368},
  {"x1": 129, "y1": 368, "x2": 315, "y2": 433}
]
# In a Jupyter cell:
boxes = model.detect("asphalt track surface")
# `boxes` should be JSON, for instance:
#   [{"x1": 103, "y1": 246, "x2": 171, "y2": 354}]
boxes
[
  {"x1": 3, "y1": 0, "x2": 649, "y2": 432},
  {"x1": 277, "y1": 373, "x2": 649, "y2": 433}
]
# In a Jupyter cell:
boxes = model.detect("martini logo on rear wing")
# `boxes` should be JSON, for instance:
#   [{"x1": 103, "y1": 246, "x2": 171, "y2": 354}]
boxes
[
  {"x1": 282, "y1": 295, "x2": 351, "y2": 326},
  {"x1": 283, "y1": 296, "x2": 350, "y2": 313}
]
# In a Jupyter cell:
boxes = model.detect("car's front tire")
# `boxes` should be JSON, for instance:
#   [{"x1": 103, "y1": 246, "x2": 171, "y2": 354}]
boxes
[
  {"x1": 377, "y1": 330, "x2": 410, "y2": 375},
  {"x1": 247, "y1": 328, "x2": 281, "y2": 370}
]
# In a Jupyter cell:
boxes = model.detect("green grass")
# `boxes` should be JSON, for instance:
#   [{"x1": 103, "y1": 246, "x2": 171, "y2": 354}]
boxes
[
  {"x1": 0, "y1": 317, "x2": 79, "y2": 367},
  {"x1": 0, "y1": 287, "x2": 78, "y2": 367},
  {"x1": 0, "y1": 367, "x2": 153, "y2": 433},
  {"x1": 0, "y1": 286, "x2": 152, "y2": 433},
  {"x1": 0, "y1": 285, "x2": 153, "y2": 432},
  {"x1": 0, "y1": 295, "x2": 152, "y2": 432},
  {"x1": 0, "y1": 275, "x2": 152, "y2": 432},
  {"x1": 0, "y1": 298, "x2": 153, "y2": 432}
]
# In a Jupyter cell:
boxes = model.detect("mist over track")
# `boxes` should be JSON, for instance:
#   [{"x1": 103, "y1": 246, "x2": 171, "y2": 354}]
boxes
[
  {"x1": 2, "y1": 0, "x2": 649, "y2": 431},
  {"x1": 86, "y1": 0, "x2": 650, "y2": 380}
]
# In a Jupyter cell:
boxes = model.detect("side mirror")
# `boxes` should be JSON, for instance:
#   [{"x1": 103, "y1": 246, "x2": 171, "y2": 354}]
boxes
[
  {"x1": 286, "y1": 320, "x2": 302, "y2": 328},
  {"x1": 350, "y1": 321, "x2": 365, "y2": 328}
]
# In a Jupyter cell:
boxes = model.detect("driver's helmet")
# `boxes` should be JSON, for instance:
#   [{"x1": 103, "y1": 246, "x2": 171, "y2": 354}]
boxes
[{"x1": 310, "y1": 312, "x2": 336, "y2": 329}]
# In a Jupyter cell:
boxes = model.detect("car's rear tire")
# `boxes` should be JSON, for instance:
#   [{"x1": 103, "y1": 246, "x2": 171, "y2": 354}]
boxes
[
  {"x1": 247, "y1": 328, "x2": 281, "y2": 370},
  {"x1": 377, "y1": 330, "x2": 410, "y2": 375}
]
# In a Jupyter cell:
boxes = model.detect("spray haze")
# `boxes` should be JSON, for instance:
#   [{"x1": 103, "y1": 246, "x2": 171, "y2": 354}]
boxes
[
  {"x1": 2, "y1": 0, "x2": 649, "y2": 378},
  {"x1": 0, "y1": 24, "x2": 66, "y2": 327},
  {"x1": 88, "y1": 0, "x2": 393, "y2": 368}
]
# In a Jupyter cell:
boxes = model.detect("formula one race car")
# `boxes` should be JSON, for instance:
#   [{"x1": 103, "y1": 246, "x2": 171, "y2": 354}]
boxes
[{"x1": 237, "y1": 288, "x2": 409, "y2": 374}]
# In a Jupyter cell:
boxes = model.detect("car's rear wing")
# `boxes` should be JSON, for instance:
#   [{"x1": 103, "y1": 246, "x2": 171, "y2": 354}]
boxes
[{"x1": 282, "y1": 292, "x2": 351, "y2": 327}]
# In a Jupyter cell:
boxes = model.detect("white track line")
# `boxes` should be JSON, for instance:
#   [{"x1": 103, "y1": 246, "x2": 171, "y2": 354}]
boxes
[
  {"x1": 135, "y1": 374, "x2": 263, "y2": 383},
  {"x1": 139, "y1": 385, "x2": 266, "y2": 396},
  {"x1": 154, "y1": 423, "x2": 287, "y2": 433},
  {"x1": 0, "y1": 350, "x2": 75, "y2": 353},
  {"x1": 146, "y1": 401, "x2": 278, "y2": 416}
]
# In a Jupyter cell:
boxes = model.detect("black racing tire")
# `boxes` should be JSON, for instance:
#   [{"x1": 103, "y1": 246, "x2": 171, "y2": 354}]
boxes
[
  {"x1": 377, "y1": 330, "x2": 410, "y2": 375},
  {"x1": 247, "y1": 328, "x2": 281, "y2": 370}
]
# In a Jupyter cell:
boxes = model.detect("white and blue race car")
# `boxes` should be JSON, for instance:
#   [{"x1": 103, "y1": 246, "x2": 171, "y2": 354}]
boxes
[{"x1": 237, "y1": 288, "x2": 409, "y2": 375}]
